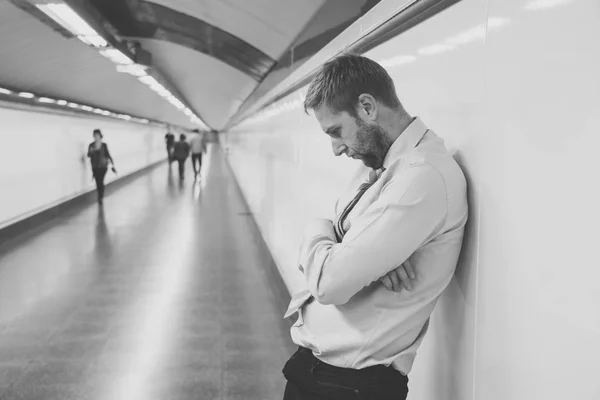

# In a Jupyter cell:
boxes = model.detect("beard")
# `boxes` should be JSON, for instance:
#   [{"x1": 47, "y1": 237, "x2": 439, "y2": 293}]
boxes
[{"x1": 354, "y1": 119, "x2": 392, "y2": 169}]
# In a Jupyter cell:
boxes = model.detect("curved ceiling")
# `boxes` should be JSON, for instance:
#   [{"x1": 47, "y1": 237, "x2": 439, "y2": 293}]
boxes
[
  {"x1": 0, "y1": 1, "x2": 194, "y2": 128},
  {"x1": 0, "y1": 0, "x2": 383, "y2": 130}
]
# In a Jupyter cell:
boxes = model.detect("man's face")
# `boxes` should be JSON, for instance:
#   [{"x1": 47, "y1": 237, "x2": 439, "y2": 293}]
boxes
[{"x1": 314, "y1": 105, "x2": 391, "y2": 169}]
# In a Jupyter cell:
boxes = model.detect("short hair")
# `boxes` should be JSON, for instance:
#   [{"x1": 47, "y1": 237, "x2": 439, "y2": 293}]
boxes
[
  {"x1": 93, "y1": 129, "x2": 103, "y2": 138},
  {"x1": 180, "y1": 134, "x2": 186, "y2": 140},
  {"x1": 303, "y1": 53, "x2": 401, "y2": 117}
]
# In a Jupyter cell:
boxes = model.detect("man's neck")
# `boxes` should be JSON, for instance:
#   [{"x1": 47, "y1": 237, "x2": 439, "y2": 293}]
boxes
[{"x1": 385, "y1": 112, "x2": 413, "y2": 143}]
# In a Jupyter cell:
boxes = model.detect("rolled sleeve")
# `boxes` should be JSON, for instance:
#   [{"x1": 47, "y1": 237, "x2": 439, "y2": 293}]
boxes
[
  {"x1": 297, "y1": 218, "x2": 336, "y2": 273},
  {"x1": 301, "y1": 165, "x2": 447, "y2": 305}
]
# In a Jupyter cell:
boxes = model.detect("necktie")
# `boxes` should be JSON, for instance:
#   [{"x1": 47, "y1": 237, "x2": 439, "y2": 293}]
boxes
[
  {"x1": 284, "y1": 168, "x2": 384, "y2": 319},
  {"x1": 334, "y1": 168, "x2": 384, "y2": 242}
]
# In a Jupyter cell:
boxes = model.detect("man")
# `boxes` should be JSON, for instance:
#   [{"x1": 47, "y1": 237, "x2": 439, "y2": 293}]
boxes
[
  {"x1": 165, "y1": 131, "x2": 175, "y2": 163},
  {"x1": 282, "y1": 54, "x2": 468, "y2": 399},
  {"x1": 189, "y1": 129, "x2": 207, "y2": 178},
  {"x1": 172, "y1": 134, "x2": 191, "y2": 180}
]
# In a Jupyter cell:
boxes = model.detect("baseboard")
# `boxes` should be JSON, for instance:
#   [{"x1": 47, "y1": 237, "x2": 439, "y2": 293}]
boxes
[{"x1": 0, "y1": 159, "x2": 166, "y2": 248}]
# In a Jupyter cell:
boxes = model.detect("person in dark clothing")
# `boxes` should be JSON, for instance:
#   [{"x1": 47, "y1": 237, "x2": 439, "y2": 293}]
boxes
[
  {"x1": 165, "y1": 131, "x2": 175, "y2": 163},
  {"x1": 87, "y1": 129, "x2": 116, "y2": 205},
  {"x1": 172, "y1": 134, "x2": 190, "y2": 180}
]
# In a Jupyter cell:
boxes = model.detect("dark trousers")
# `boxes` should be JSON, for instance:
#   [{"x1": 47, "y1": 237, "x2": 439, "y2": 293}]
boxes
[
  {"x1": 282, "y1": 347, "x2": 408, "y2": 400},
  {"x1": 176, "y1": 158, "x2": 186, "y2": 179},
  {"x1": 191, "y1": 153, "x2": 202, "y2": 175},
  {"x1": 92, "y1": 167, "x2": 108, "y2": 201}
]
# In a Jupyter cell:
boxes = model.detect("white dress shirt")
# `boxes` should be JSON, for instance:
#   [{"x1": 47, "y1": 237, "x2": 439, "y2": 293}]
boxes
[
  {"x1": 190, "y1": 133, "x2": 206, "y2": 154},
  {"x1": 285, "y1": 117, "x2": 468, "y2": 375}
]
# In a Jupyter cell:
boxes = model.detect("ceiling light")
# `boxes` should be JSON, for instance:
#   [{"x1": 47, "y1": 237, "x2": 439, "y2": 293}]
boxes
[
  {"x1": 77, "y1": 35, "x2": 108, "y2": 48},
  {"x1": 99, "y1": 49, "x2": 133, "y2": 65},
  {"x1": 36, "y1": 3, "x2": 107, "y2": 48},
  {"x1": 525, "y1": 0, "x2": 576, "y2": 10},
  {"x1": 68, "y1": 102, "x2": 79, "y2": 108},
  {"x1": 116, "y1": 64, "x2": 148, "y2": 77},
  {"x1": 379, "y1": 55, "x2": 417, "y2": 68},
  {"x1": 18, "y1": 92, "x2": 35, "y2": 98},
  {"x1": 139, "y1": 75, "x2": 160, "y2": 86},
  {"x1": 417, "y1": 43, "x2": 455, "y2": 56},
  {"x1": 82, "y1": 105, "x2": 93, "y2": 111},
  {"x1": 38, "y1": 97, "x2": 56, "y2": 103},
  {"x1": 57, "y1": 100, "x2": 67, "y2": 105},
  {"x1": 487, "y1": 17, "x2": 510, "y2": 29},
  {"x1": 0, "y1": 88, "x2": 12, "y2": 95}
]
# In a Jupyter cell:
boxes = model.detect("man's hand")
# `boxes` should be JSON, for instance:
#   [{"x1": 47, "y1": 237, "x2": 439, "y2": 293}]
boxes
[{"x1": 379, "y1": 260, "x2": 416, "y2": 292}]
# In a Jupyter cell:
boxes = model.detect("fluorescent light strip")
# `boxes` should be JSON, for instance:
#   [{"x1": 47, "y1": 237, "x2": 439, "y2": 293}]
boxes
[
  {"x1": 116, "y1": 64, "x2": 148, "y2": 77},
  {"x1": 0, "y1": 88, "x2": 12, "y2": 95},
  {"x1": 78, "y1": 35, "x2": 108, "y2": 48},
  {"x1": 99, "y1": 49, "x2": 133, "y2": 65},
  {"x1": 525, "y1": 0, "x2": 576, "y2": 10},
  {"x1": 18, "y1": 92, "x2": 35, "y2": 98},
  {"x1": 139, "y1": 75, "x2": 207, "y2": 127},
  {"x1": 38, "y1": 97, "x2": 56, "y2": 103},
  {"x1": 36, "y1": 3, "x2": 108, "y2": 49}
]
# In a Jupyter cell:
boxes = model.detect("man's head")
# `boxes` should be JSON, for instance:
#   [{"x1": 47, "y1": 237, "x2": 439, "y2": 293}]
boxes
[
  {"x1": 304, "y1": 53, "x2": 407, "y2": 169},
  {"x1": 180, "y1": 134, "x2": 186, "y2": 141}
]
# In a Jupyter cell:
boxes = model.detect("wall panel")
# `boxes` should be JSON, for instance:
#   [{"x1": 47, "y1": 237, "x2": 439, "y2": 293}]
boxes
[{"x1": 0, "y1": 106, "x2": 167, "y2": 229}]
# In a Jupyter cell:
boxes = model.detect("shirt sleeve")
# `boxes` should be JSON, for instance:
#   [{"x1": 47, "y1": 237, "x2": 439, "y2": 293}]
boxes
[
  {"x1": 104, "y1": 144, "x2": 114, "y2": 163},
  {"x1": 299, "y1": 164, "x2": 447, "y2": 305}
]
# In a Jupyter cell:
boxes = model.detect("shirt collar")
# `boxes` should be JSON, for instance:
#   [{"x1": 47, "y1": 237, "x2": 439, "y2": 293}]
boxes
[{"x1": 382, "y1": 117, "x2": 428, "y2": 170}]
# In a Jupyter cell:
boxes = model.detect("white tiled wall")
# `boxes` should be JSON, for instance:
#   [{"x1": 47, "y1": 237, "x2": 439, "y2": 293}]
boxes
[
  {"x1": 223, "y1": 0, "x2": 600, "y2": 399},
  {"x1": 0, "y1": 106, "x2": 167, "y2": 229}
]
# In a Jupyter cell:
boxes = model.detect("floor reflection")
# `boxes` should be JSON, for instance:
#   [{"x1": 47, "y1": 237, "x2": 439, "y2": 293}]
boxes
[{"x1": 94, "y1": 205, "x2": 112, "y2": 262}]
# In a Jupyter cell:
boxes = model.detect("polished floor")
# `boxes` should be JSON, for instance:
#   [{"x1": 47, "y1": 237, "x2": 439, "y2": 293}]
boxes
[{"x1": 0, "y1": 144, "x2": 295, "y2": 400}]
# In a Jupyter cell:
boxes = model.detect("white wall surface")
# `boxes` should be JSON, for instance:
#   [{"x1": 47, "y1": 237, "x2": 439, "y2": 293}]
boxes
[
  {"x1": 0, "y1": 105, "x2": 167, "y2": 229},
  {"x1": 223, "y1": 0, "x2": 600, "y2": 399}
]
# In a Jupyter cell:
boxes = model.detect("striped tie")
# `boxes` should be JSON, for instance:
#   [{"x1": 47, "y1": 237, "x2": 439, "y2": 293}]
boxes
[
  {"x1": 333, "y1": 168, "x2": 384, "y2": 242},
  {"x1": 284, "y1": 168, "x2": 384, "y2": 319}
]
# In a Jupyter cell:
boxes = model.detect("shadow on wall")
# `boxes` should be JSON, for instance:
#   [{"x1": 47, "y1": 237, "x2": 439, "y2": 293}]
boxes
[{"x1": 426, "y1": 150, "x2": 478, "y2": 400}]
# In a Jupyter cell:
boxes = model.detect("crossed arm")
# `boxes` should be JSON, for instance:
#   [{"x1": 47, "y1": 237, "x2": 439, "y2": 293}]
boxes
[{"x1": 298, "y1": 166, "x2": 446, "y2": 305}]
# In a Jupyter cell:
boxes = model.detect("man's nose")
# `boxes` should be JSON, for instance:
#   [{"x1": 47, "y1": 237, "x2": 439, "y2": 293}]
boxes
[{"x1": 331, "y1": 139, "x2": 346, "y2": 157}]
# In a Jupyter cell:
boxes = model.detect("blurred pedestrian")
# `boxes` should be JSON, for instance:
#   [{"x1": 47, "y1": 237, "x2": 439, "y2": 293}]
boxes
[
  {"x1": 87, "y1": 129, "x2": 116, "y2": 205},
  {"x1": 172, "y1": 134, "x2": 191, "y2": 180},
  {"x1": 189, "y1": 129, "x2": 206, "y2": 179},
  {"x1": 165, "y1": 131, "x2": 175, "y2": 163}
]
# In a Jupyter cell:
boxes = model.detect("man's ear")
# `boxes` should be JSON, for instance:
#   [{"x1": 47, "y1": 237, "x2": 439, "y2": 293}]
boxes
[{"x1": 357, "y1": 93, "x2": 377, "y2": 121}]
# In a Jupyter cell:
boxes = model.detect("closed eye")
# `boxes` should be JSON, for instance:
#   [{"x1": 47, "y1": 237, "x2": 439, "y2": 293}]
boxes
[{"x1": 325, "y1": 126, "x2": 341, "y2": 138}]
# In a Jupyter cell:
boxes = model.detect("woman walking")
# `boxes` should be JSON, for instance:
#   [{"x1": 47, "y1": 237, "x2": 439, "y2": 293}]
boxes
[{"x1": 87, "y1": 129, "x2": 116, "y2": 204}]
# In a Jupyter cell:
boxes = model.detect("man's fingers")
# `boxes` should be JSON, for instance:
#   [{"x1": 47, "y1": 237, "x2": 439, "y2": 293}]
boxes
[
  {"x1": 404, "y1": 260, "x2": 417, "y2": 280},
  {"x1": 380, "y1": 275, "x2": 394, "y2": 291},
  {"x1": 388, "y1": 271, "x2": 402, "y2": 292},
  {"x1": 395, "y1": 267, "x2": 413, "y2": 291}
]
